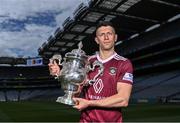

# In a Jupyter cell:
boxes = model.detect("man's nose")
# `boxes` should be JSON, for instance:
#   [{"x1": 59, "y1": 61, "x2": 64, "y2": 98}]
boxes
[{"x1": 104, "y1": 34, "x2": 109, "y2": 40}]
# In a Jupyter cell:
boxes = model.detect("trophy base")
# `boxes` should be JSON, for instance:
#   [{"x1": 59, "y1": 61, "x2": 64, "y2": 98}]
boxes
[{"x1": 56, "y1": 91, "x2": 75, "y2": 105}]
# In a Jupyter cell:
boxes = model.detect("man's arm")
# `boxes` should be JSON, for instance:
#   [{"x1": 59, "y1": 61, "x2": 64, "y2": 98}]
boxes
[{"x1": 73, "y1": 82, "x2": 132, "y2": 111}]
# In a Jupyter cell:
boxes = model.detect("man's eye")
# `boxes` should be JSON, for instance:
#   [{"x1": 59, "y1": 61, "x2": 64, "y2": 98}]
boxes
[
  {"x1": 107, "y1": 32, "x2": 113, "y2": 36},
  {"x1": 98, "y1": 32, "x2": 113, "y2": 37},
  {"x1": 98, "y1": 34, "x2": 104, "y2": 37}
]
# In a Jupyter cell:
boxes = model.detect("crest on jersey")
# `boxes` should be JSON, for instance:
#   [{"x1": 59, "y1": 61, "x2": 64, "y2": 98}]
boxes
[{"x1": 109, "y1": 67, "x2": 117, "y2": 75}]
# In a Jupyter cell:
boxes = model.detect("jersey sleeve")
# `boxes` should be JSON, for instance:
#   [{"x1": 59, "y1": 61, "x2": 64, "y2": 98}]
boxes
[{"x1": 117, "y1": 59, "x2": 134, "y2": 84}]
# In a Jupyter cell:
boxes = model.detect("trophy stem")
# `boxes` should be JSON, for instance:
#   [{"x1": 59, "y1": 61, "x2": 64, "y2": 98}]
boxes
[{"x1": 56, "y1": 91, "x2": 75, "y2": 105}]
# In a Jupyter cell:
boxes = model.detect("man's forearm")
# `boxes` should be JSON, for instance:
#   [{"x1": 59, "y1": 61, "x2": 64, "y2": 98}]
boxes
[{"x1": 88, "y1": 94, "x2": 129, "y2": 108}]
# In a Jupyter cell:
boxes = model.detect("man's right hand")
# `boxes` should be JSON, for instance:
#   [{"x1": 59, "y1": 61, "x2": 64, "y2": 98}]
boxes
[{"x1": 48, "y1": 60, "x2": 61, "y2": 76}]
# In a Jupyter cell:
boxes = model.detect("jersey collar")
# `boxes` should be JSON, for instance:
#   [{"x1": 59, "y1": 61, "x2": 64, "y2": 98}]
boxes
[{"x1": 96, "y1": 52, "x2": 117, "y2": 63}]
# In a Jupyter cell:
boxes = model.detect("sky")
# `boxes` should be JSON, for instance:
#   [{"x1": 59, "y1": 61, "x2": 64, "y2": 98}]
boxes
[{"x1": 0, "y1": 0, "x2": 87, "y2": 58}]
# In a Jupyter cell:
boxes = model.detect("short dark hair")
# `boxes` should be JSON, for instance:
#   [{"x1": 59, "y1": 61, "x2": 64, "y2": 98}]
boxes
[{"x1": 95, "y1": 21, "x2": 116, "y2": 33}]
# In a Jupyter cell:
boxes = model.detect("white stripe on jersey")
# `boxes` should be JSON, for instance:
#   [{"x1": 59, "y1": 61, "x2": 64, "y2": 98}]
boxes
[{"x1": 114, "y1": 54, "x2": 127, "y2": 61}]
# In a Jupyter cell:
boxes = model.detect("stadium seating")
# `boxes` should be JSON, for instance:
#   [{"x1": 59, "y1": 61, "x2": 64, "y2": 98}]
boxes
[
  {"x1": 0, "y1": 66, "x2": 62, "y2": 102},
  {"x1": 132, "y1": 70, "x2": 180, "y2": 101}
]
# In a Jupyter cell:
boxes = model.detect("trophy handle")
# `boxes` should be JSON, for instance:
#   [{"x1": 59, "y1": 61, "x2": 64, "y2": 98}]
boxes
[
  {"x1": 49, "y1": 54, "x2": 62, "y2": 79},
  {"x1": 86, "y1": 60, "x2": 104, "y2": 85},
  {"x1": 50, "y1": 54, "x2": 62, "y2": 65}
]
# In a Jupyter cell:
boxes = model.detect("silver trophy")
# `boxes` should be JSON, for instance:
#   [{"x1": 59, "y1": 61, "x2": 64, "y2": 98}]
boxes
[{"x1": 50, "y1": 42, "x2": 104, "y2": 105}]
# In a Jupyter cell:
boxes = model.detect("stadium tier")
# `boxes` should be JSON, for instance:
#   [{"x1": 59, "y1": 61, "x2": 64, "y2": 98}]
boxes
[{"x1": 0, "y1": 65, "x2": 63, "y2": 102}]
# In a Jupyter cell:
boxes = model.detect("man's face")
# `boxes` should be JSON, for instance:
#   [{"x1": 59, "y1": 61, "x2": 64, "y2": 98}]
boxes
[{"x1": 95, "y1": 26, "x2": 117, "y2": 51}]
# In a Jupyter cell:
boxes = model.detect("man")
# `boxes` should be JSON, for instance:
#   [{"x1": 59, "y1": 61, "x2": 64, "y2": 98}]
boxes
[{"x1": 49, "y1": 21, "x2": 133, "y2": 122}]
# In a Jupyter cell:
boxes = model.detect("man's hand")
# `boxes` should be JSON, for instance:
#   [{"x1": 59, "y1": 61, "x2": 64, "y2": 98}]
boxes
[
  {"x1": 73, "y1": 98, "x2": 90, "y2": 111},
  {"x1": 48, "y1": 60, "x2": 60, "y2": 76}
]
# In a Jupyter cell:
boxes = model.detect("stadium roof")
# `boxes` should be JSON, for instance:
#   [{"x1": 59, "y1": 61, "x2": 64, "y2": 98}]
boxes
[{"x1": 38, "y1": 0, "x2": 180, "y2": 64}]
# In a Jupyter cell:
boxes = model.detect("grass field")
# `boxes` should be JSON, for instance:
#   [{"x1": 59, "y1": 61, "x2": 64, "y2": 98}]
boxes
[{"x1": 0, "y1": 101, "x2": 179, "y2": 122}]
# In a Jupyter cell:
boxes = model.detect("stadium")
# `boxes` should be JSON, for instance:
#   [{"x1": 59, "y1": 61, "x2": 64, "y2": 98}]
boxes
[{"x1": 0, "y1": 0, "x2": 180, "y2": 122}]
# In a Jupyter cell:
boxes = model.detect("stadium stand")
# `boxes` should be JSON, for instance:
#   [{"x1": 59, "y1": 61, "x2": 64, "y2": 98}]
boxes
[
  {"x1": 0, "y1": 0, "x2": 180, "y2": 104},
  {"x1": 0, "y1": 65, "x2": 63, "y2": 101},
  {"x1": 132, "y1": 70, "x2": 180, "y2": 99}
]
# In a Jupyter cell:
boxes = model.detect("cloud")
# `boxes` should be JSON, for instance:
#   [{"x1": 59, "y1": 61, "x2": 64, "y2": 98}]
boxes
[
  {"x1": 0, "y1": 0, "x2": 82, "y2": 20},
  {"x1": 0, "y1": 29, "x2": 51, "y2": 57},
  {"x1": 0, "y1": 0, "x2": 85, "y2": 57}
]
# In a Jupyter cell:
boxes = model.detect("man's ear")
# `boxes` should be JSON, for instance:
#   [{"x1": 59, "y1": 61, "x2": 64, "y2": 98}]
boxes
[
  {"x1": 115, "y1": 34, "x2": 118, "y2": 42},
  {"x1": 95, "y1": 37, "x2": 99, "y2": 44}
]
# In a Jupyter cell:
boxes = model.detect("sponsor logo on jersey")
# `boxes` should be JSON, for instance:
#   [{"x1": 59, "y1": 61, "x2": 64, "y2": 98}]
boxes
[
  {"x1": 93, "y1": 78, "x2": 104, "y2": 93},
  {"x1": 109, "y1": 67, "x2": 117, "y2": 75},
  {"x1": 122, "y1": 72, "x2": 133, "y2": 83},
  {"x1": 89, "y1": 95, "x2": 106, "y2": 100}
]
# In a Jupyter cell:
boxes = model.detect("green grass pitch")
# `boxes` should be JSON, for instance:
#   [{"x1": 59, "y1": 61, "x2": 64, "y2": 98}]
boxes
[{"x1": 0, "y1": 101, "x2": 179, "y2": 122}]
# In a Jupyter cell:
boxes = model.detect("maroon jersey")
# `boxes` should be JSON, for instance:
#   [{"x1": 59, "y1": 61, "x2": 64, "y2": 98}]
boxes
[{"x1": 80, "y1": 52, "x2": 133, "y2": 122}]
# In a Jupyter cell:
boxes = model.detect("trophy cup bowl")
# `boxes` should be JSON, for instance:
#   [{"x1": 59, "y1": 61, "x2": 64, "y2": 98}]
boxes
[
  {"x1": 57, "y1": 53, "x2": 88, "y2": 105},
  {"x1": 50, "y1": 42, "x2": 104, "y2": 105}
]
